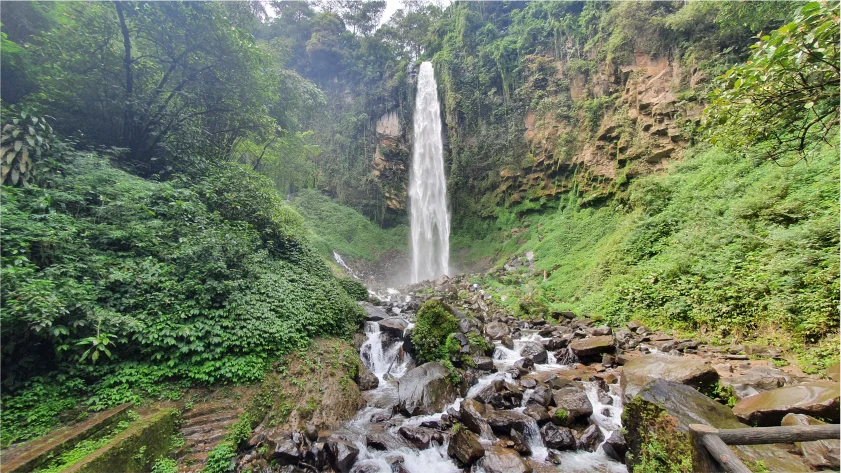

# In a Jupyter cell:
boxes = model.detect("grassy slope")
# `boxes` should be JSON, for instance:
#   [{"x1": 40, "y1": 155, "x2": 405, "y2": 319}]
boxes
[
  {"x1": 453, "y1": 144, "x2": 839, "y2": 369},
  {"x1": 292, "y1": 189, "x2": 408, "y2": 263}
]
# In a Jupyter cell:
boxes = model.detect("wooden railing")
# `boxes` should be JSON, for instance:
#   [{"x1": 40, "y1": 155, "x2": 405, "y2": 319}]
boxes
[{"x1": 689, "y1": 423, "x2": 841, "y2": 473}]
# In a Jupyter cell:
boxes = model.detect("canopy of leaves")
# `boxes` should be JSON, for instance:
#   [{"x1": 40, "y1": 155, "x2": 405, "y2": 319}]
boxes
[{"x1": 705, "y1": 1, "x2": 840, "y2": 163}]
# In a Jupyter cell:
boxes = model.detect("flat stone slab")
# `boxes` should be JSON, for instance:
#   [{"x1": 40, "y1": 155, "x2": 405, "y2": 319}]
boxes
[
  {"x1": 621, "y1": 353, "x2": 718, "y2": 401},
  {"x1": 569, "y1": 335, "x2": 615, "y2": 358},
  {"x1": 358, "y1": 302, "x2": 388, "y2": 321},
  {"x1": 733, "y1": 381, "x2": 840, "y2": 426},
  {"x1": 0, "y1": 403, "x2": 132, "y2": 473}
]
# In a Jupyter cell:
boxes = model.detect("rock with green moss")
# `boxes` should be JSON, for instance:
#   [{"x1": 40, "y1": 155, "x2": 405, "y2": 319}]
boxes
[
  {"x1": 411, "y1": 300, "x2": 459, "y2": 363},
  {"x1": 623, "y1": 379, "x2": 811, "y2": 473}
]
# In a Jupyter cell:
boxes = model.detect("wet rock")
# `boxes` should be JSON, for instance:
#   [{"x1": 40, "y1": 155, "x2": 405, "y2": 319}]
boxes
[
  {"x1": 357, "y1": 365, "x2": 379, "y2": 391},
  {"x1": 527, "y1": 385, "x2": 553, "y2": 407},
  {"x1": 472, "y1": 356, "x2": 494, "y2": 371},
  {"x1": 520, "y1": 378, "x2": 537, "y2": 389},
  {"x1": 551, "y1": 386, "x2": 593, "y2": 424},
  {"x1": 271, "y1": 437, "x2": 301, "y2": 464},
  {"x1": 359, "y1": 302, "x2": 388, "y2": 321},
  {"x1": 447, "y1": 428, "x2": 485, "y2": 467},
  {"x1": 601, "y1": 430, "x2": 627, "y2": 462},
  {"x1": 398, "y1": 362, "x2": 459, "y2": 416},
  {"x1": 304, "y1": 442, "x2": 328, "y2": 471},
  {"x1": 601, "y1": 354, "x2": 615, "y2": 368},
  {"x1": 621, "y1": 353, "x2": 719, "y2": 401},
  {"x1": 326, "y1": 438, "x2": 359, "y2": 473},
  {"x1": 597, "y1": 390, "x2": 613, "y2": 406},
  {"x1": 397, "y1": 425, "x2": 437, "y2": 449},
  {"x1": 540, "y1": 423, "x2": 575, "y2": 450},
  {"x1": 460, "y1": 398, "x2": 494, "y2": 439},
  {"x1": 523, "y1": 404, "x2": 550, "y2": 424},
  {"x1": 625, "y1": 320, "x2": 642, "y2": 332},
  {"x1": 487, "y1": 410, "x2": 533, "y2": 435},
  {"x1": 501, "y1": 335, "x2": 515, "y2": 350},
  {"x1": 569, "y1": 335, "x2": 615, "y2": 358},
  {"x1": 575, "y1": 424, "x2": 603, "y2": 452},
  {"x1": 781, "y1": 413, "x2": 840, "y2": 469},
  {"x1": 542, "y1": 337, "x2": 567, "y2": 351},
  {"x1": 537, "y1": 327, "x2": 555, "y2": 337},
  {"x1": 507, "y1": 428, "x2": 531, "y2": 456},
  {"x1": 624, "y1": 378, "x2": 812, "y2": 473},
  {"x1": 591, "y1": 325, "x2": 612, "y2": 336},
  {"x1": 478, "y1": 446, "x2": 529, "y2": 473},
  {"x1": 732, "y1": 381, "x2": 840, "y2": 426},
  {"x1": 721, "y1": 366, "x2": 794, "y2": 400},
  {"x1": 485, "y1": 322, "x2": 511, "y2": 340},
  {"x1": 476, "y1": 379, "x2": 523, "y2": 409},
  {"x1": 519, "y1": 341, "x2": 548, "y2": 364},
  {"x1": 378, "y1": 317, "x2": 410, "y2": 341},
  {"x1": 513, "y1": 357, "x2": 535, "y2": 372},
  {"x1": 365, "y1": 430, "x2": 407, "y2": 451}
]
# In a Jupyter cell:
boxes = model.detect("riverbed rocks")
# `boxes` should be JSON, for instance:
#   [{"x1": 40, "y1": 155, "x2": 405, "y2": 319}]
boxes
[
  {"x1": 519, "y1": 341, "x2": 548, "y2": 363},
  {"x1": 575, "y1": 424, "x2": 604, "y2": 452},
  {"x1": 459, "y1": 398, "x2": 494, "y2": 439},
  {"x1": 621, "y1": 353, "x2": 719, "y2": 400},
  {"x1": 356, "y1": 365, "x2": 379, "y2": 391},
  {"x1": 540, "y1": 423, "x2": 575, "y2": 450},
  {"x1": 485, "y1": 321, "x2": 511, "y2": 340},
  {"x1": 325, "y1": 438, "x2": 359, "y2": 473},
  {"x1": 377, "y1": 317, "x2": 410, "y2": 342},
  {"x1": 397, "y1": 362, "x2": 459, "y2": 416},
  {"x1": 551, "y1": 386, "x2": 593, "y2": 424},
  {"x1": 720, "y1": 365, "x2": 794, "y2": 400},
  {"x1": 569, "y1": 335, "x2": 615, "y2": 359},
  {"x1": 732, "y1": 381, "x2": 840, "y2": 426},
  {"x1": 781, "y1": 413, "x2": 841, "y2": 469},
  {"x1": 486, "y1": 410, "x2": 534, "y2": 435},
  {"x1": 478, "y1": 446, "x2": 530, "y2": 473},
  {"x1": 601, "y1": 430, "x2": 627, "y2": 462},
  {"x1": 475, "y1": 379, "x2": 524, "y2": 409},
  {"x1": 447, "y1": 428, "x2": 484, "y2": 467}
]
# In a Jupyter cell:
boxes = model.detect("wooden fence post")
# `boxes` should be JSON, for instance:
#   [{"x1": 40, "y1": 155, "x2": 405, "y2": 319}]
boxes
[{"x1": 690, "y1": 424, "x2": 720, "y2": 473}]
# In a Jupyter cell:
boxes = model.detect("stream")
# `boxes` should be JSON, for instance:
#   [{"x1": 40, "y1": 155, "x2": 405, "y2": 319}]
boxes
[{"x1": 333, "y1": 291, "x2": 628, "y2": 473}]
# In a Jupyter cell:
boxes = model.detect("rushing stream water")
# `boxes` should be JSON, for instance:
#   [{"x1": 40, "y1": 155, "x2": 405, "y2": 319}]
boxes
[
  {"x1": 409, "y1": 61, "x2": 450, "y2": 283},
  {"x1": 333, "y1": 296, "x2": 629, "y2": 473}
]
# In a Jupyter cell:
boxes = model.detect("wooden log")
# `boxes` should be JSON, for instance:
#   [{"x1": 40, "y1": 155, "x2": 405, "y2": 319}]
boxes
[
  {"x1": 689, "y1": 424, "x2": 720, "y2": 473},
  {"x1": 700, "y1": 433, "x2": 753, "y2": 473},
  {"x1": 718, "y1": 424, "x2": 840, "y2": 445}
]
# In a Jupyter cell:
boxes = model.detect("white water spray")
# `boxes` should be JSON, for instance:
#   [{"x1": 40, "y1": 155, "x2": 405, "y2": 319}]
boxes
[{"x1": 409, "y1": 61, "x2": 450, "y2": 283}]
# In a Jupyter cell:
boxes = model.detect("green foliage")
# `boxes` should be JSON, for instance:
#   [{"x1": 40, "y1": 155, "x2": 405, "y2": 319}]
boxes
[
  {"x1": 32, "y1": 411, "x2": 136, "y2": 473},
  {"x1": 338, "y1": 278, "x2": 369, "y2": 301},
  {"x1": 452, "y1": 143, "x2": 839, "y2": 363},
  {"x1": 554, "y1": 408, "x2": 568, "y2": 426},
  {"x1": 0, "y1": 376, "x2": 82, "y2": 447},
  {"x1": 292, "y1": 189, "x2": 407, "y2": 263},
  {"x1": 150, "y1": 457, "x2": 178, "y2": 473},
  {"x1": 0, "y1": 107, "x2": 53, "y2": 186},
  {"x1": 203, "y1": 442, "x2": 236, "y2": 473},
  {"x1": 411, "y1": 300, "x2": 459, "y2": 363},
  {"x1": 1, "y1": 149, "x2": 364, "y2": 417},
  {"x1": 622, "y1": 397, "x2": 693, "y2": 473},
  {"x1": 705, "y1": 2, "x2": 840, "y2": 162}
]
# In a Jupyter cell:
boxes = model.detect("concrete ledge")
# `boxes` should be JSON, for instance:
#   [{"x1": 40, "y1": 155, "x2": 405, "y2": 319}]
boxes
[
  {"x1": 63, "y1": 409, "x2": 178, "y2": 473},
  {"x1": 0, "y1": 403, "x2": 132, "y2": 473}
]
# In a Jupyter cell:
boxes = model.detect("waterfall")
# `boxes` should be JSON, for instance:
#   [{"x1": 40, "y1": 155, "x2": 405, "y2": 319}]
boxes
[{"x1": 409, "y1": 61, "x2": 450, "y2": 283}]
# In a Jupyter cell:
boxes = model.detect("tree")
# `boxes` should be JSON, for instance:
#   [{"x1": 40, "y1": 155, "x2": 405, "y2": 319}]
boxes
[
  {"x1": 23, "y1": 2, "x2": 277, "y2": 174},
  {"x1": 704, "y1": 1, "x2": 840, "y2": 163}
]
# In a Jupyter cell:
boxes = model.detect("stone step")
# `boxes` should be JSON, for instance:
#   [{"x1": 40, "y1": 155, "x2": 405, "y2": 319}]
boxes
[
  {"x1": 181, "y1": 410, "x2": 242, "y2": 429},
  {"x1": 176, "y1": 452, "x2": 209, "y2": 473},
  {"x1": 180, "y1": 417, "x2": 240, "y2": 437},
  {"x1": 181, "y1": 403, "x2": 238, "y2": 420}
]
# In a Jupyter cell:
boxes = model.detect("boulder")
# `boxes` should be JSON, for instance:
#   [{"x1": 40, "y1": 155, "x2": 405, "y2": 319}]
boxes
[
  {"x1": 732, "y1": 381, "x2": 840, "y2": 426},
  {"x1": 781, "y1": 413, "x2": 840, "y2": 469},
  {"x1": 477, "y1": 446, "x2": 529, "y2": 473},
  {"x1": 325, "y1": 438, "x2": 359, "y2": 473},
  {"x1": 485, "y1": 322, "x2": 511, "y2": 340},
  {"x1": 486, "y1": 410, "x2": 534, "y2": 435},
  {"x1": 365, "y1": 430, "x2": 408, "y2": 451},
  {"x1": 398, "y1": 362, "x2": 459, "y2": 416},
  {"x1": 601, "y1": 431, "x2": 627, "y2": 463},
  {"x1": 519, "y1": 341, "x2": 548, "y2": 364},
  {"x1": 569, "y1": 335, "x2": 615, "y2": 358},
  {"x1": 575, "y1": 424, "x2": 604, "y2": 452},
  {"x1": 475, "y1": 380, "x2": 523, "y2": 409},
  {"x1": 621, "y1": 353, "x2": 719, "y2": 401},
  {"x1": 356, "y1": 365, "x2": 379, "y2": 391},
  {"x1": 539, "y1": 423, "x2": 575, "y2": 450},
  {"x1": 459, "y1": 398, "x2": 494, "y2": 439},
  {"x1": 501, "y1": 335, "x2": 515, "y2": 349},
  {"x1": 721, "y1": 366, "x2": 794, "y2": 400},
  {"x1": 513, "y1": 357, "x2": 535, "y2": 371},
  {"x1": 591, "y1": 325, "x2": 612, "y2": 336},
  {"x1": 359, "y1": 302, "x2": 388, "y2": 321},
  {"x1": 271, "y1": 437, "x2": 301, "y2": 464},
  {"x1": 527, "y1": 386, "x2": 552, "y2": 407},
  {"x1": 472, "y1": 356, "x2": 494, "y2": 371},
  {"x1": 447, "y1": 428, "x2": 484, "y2": 467},
  {"x1": 304, "y1": 442, "x2": 328, "y2": 471},
  {"x1": 551, "y1": 386, "x2": 593, "y2": 424},
  {"x1": 378, "y1": 317, "x2": 409, "y2": 341},
  {"x1": 397, "y1": 426, "x2": 438, "y2": 449},
  {"x1": 523, "y1": 404, "x2": 550, "y2": 424},
  {"x1": 624, "y1": 378, "x2": 812, "y2": 473}
]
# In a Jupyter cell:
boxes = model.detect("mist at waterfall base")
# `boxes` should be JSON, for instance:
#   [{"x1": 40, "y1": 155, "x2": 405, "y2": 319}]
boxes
[{"x1": 409, "y1": 61, "x2": 450, "y2": 284}]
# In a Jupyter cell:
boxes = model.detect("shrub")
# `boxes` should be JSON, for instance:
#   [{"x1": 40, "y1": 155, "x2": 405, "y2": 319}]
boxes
[
  {"x1": 338, "y1": 278, "x2": 369, "y2": 301},
  {"x1": 411, "y1": 300, "x2": 459, "y2": 363}
]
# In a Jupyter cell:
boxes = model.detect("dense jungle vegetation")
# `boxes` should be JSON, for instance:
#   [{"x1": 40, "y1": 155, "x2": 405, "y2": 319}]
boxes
[{"x1": 0, "y1": 0, "x2": 838, "y2": 451}]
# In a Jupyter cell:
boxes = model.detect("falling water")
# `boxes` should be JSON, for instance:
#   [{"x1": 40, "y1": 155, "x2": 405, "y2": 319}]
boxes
[{"x1": 409, "y1": 61, "x2": 450, "y2": 283}]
